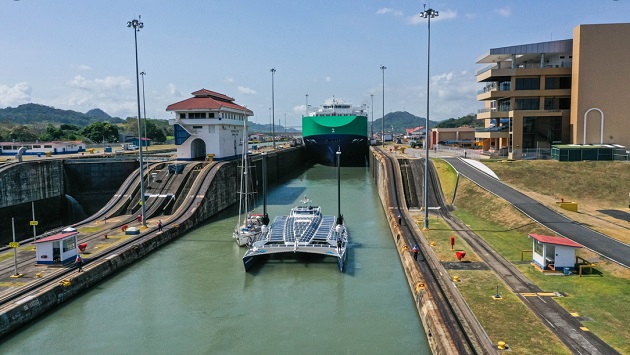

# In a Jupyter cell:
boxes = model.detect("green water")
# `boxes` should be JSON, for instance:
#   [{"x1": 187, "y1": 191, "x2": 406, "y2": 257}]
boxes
[{"x1": 1, "y1": 165, "x2": 429, "y2": 354}]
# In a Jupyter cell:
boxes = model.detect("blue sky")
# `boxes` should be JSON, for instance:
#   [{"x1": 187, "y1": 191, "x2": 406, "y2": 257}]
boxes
[{"x1": 1, "y1": 1, "x2": 629, "y2": 128}]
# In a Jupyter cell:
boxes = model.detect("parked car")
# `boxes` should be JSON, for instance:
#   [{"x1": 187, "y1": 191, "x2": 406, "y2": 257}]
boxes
[{"x1": 409, "y1": 140, "x2": 421, "y2": 148}]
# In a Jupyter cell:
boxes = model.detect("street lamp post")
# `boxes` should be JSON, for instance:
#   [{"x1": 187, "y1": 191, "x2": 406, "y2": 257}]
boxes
[
  {"x1": 127, "y1": 16, "x2": 147, "y2": 228},
  {"x1": 420, "y1": 6, "x2": 438, "y2": 230},
  {"x1": 370, "y1": 93, "x2": 374, "y2": 139},
  {"x1": 140, "y1": 71, "x2": 147, "y2": 152},
  {"x1": 380, "y1": 65, "x2": 386, "y2": 146},
  {"x1": 305, "y1": 94, "x2": 309, "y2": 116},
  {"x1": 270, "y1": 68, "x2": 276, "y2": 149}
]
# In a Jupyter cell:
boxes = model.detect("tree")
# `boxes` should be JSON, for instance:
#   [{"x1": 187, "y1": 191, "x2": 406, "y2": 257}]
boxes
[
  {"x1": 82, "y1": 122, "x2": 119, "y2": 143},
  {"x1": 9, "y1": 125, "x2": 37, "y2": 142},
  {"x1": 39, "y1": 124, "x2": 64, "y2": 141}
]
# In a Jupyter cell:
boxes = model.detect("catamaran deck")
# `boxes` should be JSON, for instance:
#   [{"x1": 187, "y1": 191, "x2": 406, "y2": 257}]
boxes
[{"x1": 243, "y1": 204, "x2": 348, "y2": 272}]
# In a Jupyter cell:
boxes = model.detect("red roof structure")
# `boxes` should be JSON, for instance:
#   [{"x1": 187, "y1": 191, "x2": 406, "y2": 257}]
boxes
[
  {"x1": 528, "y1": 234, "x2": 582, "y2": 248},
  {"x1": 406, "y1": 126, "x2": 424, "y2": 135},
  {"x1": 166, "y1": 88, "x2": 253, "y2": 115},
  {"x1": 34, "y1": 231, "x2": 78, "y2": 243}
]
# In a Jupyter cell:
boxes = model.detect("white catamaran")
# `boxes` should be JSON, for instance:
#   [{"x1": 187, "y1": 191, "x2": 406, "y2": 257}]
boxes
[{"x1": 242, "y1": 149, "x2": 348, "y2": 272}]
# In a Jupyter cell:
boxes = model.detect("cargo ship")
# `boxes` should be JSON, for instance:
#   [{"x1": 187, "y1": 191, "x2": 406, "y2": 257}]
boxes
[{"x1": 302, "y1": 99, "x2": 368, "y2": 166}]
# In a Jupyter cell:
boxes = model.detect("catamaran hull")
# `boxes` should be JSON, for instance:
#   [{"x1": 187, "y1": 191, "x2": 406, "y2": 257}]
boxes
[{"x1": 243, "y1": 247, "x2": 346, "y2": 272}]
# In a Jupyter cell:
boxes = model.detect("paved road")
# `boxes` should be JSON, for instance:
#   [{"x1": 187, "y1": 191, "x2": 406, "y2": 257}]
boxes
[{"x1": 443, "y1": 157, "x2": 630, "y2": 268}]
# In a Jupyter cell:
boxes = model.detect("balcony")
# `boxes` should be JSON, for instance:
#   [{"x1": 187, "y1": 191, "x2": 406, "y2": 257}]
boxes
[
  {"x1": 475, "y1": 126, "x2": 509, "y2": 139},
  {"x1": 476, "y1": 108, "x2": 510, "y2": 120}
]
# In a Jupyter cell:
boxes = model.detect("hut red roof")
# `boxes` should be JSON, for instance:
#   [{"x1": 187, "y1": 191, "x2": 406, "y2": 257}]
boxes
[
  {"x1": 34, "y1": 231, "x2": 78, "y2": 243},
  {"x1": 528, "y1": 234, "x2": 582, "y2": 248}
]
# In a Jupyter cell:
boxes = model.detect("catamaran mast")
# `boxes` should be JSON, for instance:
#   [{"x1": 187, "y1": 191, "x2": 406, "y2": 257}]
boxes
[{"x1": 336, "y1": 147, "x2": 343, "y2": 225}]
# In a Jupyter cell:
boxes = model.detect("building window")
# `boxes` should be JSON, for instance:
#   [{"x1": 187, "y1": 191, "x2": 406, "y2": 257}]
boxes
[
  {"x1": 189, "y1": 112, "x2": 206, "y2": 119},
  {"x1": 544, "y1": 97, "x2": 571, "y2": 110},
  {"x1": 44, "y1": 145, "x2": 53, "y2": 148},
  {"x1": 515, "y1": 78, "x2": 540, "y2": 90},
  {"x1": 545, "y1": 77, "x2": 571, "y2": 90},
  {"x1": 209, "y1": 113, "x2": 215, "y2": 118},
  {"x1": 192, "y1": 126, "x2": 202, "y2": 129},
  {"x1": 180, "y1": 113, "x2": 186, "y2": 119},
  {"x1": 515, "y1": 98, "x2": 540, "y2": 110},
  {"x1": 33, "y1": 145, "x2": 41, "y2": 148},
  {"x1": 62, "y1": 237, "x2": 76, "y2": 252}
]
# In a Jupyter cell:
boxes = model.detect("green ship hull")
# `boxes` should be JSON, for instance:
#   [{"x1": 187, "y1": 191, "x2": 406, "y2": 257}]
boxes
[{"x1": 302, "y1": 115, "x2": 369, "y2": 166}]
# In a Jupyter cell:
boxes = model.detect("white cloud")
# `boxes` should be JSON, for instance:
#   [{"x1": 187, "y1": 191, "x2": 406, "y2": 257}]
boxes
[
  {"x1": 168, "y1": 83, "x2": 184, "y2": 97},
  {"x1": 77, "y1": 64, "x2": 92, "y2": 71},
  {"x1": 408, "y1": 9, "x2": 457, "y2": 25},
  {"x1": 69, "y1": 75, "x2": 131, "y2": 90},
  {"x1": 494, "y1": 7, "x2": 511, "y2": 17},
  {"x1": 325, "y1": 76, "x2": 332, "y2": 82},
  {"x1": 0, "y1": 82, "x2": 32, "y2": 108},
  {"x1": 237, "y1": 86, "x2": 257, "y2": 95},
  {"x1": 376, "y1": 8, "x2": 403, "y2": 16},
  {"x1": 224, "y1": 76, "x2": 236, "y2": 83},
  {"x1": 431, "y1": 70, "x2": 480, "y2": 118}
]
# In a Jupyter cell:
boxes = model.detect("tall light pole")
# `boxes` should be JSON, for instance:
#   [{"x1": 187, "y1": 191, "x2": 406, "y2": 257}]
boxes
[
  {"x1": 284, "y1": 113, "x2": 287, "y2": 137},
  {"x1": 370, "y1": 93, "x2": 374, "y2": 139},
  {"x1": 128, "y1": 16, "x2": 147, "y2": 228},
  {"x1": 270, "y1": 68, "x2": 276, "y2": 149},
  {"x1": 305, "y1": 94, "x2": 309, "y2": 116},
  {"x1": 420, "y1": 6, "x2": 438, "y2": 230},
  {"x1": 140, "y1": 71, "x2": 147, "y2": 152},
  {"x1": 380, "y1": 65, "x2": 386, "y2": 146}
]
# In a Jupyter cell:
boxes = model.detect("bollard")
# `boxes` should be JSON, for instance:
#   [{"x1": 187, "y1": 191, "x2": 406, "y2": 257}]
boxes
[
  {"x1": 453, "y1": 276, "x2": 459, "y2": 282},
  {"x1": 497, "y1": 341, "x2": 506, "y2": 350}
]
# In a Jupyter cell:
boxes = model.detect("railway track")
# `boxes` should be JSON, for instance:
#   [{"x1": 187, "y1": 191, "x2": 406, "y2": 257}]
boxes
[{"x1": 380, "y1": 151, "x2": 483, "y2": 354}]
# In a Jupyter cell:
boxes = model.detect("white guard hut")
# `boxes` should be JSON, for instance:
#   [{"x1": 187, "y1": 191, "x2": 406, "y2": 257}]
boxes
[
  {"x1": 529, "y1": 234, "x2": 582, "y2": 271},
  {"x1": 166, "y1": 89, "x2": 254, "y2": 161},
  {"x1": 34, "y1": 230, "x2": 79, "y2": 265}
]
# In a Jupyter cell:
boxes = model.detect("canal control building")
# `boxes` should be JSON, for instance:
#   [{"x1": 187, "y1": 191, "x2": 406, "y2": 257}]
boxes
[
  {"x1": 166, "y1": 89, "x2": 254, "y2": 161},
  {"x1": 475, "y1": 23, "x2": 630, "y2": 159}
]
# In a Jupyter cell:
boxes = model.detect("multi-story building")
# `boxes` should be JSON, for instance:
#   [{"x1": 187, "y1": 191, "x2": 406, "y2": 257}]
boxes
[
  {"x1": 475, "y1": 23, "x2": 630, "y2": 159},
  {"x1": 166, "y1": 89, "x2": 253, "y2": 161}
]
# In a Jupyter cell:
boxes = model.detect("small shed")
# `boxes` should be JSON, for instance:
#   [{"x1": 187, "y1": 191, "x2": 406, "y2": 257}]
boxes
[
  {"x1": 34, "y1": 230, "x2": 79, "y2": 264},
  {"x1": 529, "y1": 234, "x2": 582, "y2": 271}
]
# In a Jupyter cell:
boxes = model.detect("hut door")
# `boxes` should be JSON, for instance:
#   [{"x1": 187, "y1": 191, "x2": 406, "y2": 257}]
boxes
[{"x1": 52, "y1": 241, "x2": 61, "y2": 263}]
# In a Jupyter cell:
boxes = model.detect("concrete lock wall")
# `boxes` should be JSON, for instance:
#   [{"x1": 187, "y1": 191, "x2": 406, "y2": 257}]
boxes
[{"x1": 0, "y1": 160, "x2": 65, "y2": 209}]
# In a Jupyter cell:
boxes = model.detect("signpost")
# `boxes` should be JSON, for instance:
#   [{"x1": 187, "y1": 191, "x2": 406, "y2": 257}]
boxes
[{"x1": 11, "y1": 218, "x2": 21, "y2": 278}]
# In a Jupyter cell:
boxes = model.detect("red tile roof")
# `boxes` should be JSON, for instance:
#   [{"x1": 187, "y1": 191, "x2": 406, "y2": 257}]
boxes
[
  {"x1": 166, "y1": 88, "x2": 253, "y2": 115},
  {"x1": 35, "y1": 231, "x2": 78, "y2": 243},
  {"x1": 528, "y1": 234, "x2": 582, "y2": 248}
]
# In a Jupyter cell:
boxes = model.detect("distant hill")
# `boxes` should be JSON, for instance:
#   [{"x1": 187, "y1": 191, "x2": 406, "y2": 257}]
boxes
[
  {"x1": 372, "y1": 111, "x2": 435, "y2": 135},
  {"x1": 0, "y1": 103, "x2": 123, "y2": 126},
  {"x1": 249, "y1": 122, "x2": 300, "y2": 134},
  {"x1": 434, "y1": 114, "x2": 481, "y2": 129}
]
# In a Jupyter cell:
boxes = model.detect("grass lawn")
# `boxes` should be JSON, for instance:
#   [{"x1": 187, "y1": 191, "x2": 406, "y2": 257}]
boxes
[
  {"x1": 430, "y1": 158, "x2": 630, "y2": 354},
  {"x1": 450, "y1": 269, "x2": 571, "y2": 355}
]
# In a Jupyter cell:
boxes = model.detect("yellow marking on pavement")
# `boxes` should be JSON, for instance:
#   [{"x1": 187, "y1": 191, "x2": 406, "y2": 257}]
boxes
[
  {"x1": 570, "y1": 312, "x2": 580, "y2": 317},
  {"x1": 536, "y1": 292, "x2": 557, "y2": 297},
  {"x1": 520, "y1": 293, "x2": 537, "y2": 297},
  {"x1": 580, "y1": 327, "x2": 590, "y2": 332}
]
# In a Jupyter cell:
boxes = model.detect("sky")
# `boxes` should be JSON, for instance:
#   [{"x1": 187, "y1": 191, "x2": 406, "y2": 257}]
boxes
[{"x1": 1, "y1": 1, "x2": 629, "y2": 129}]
